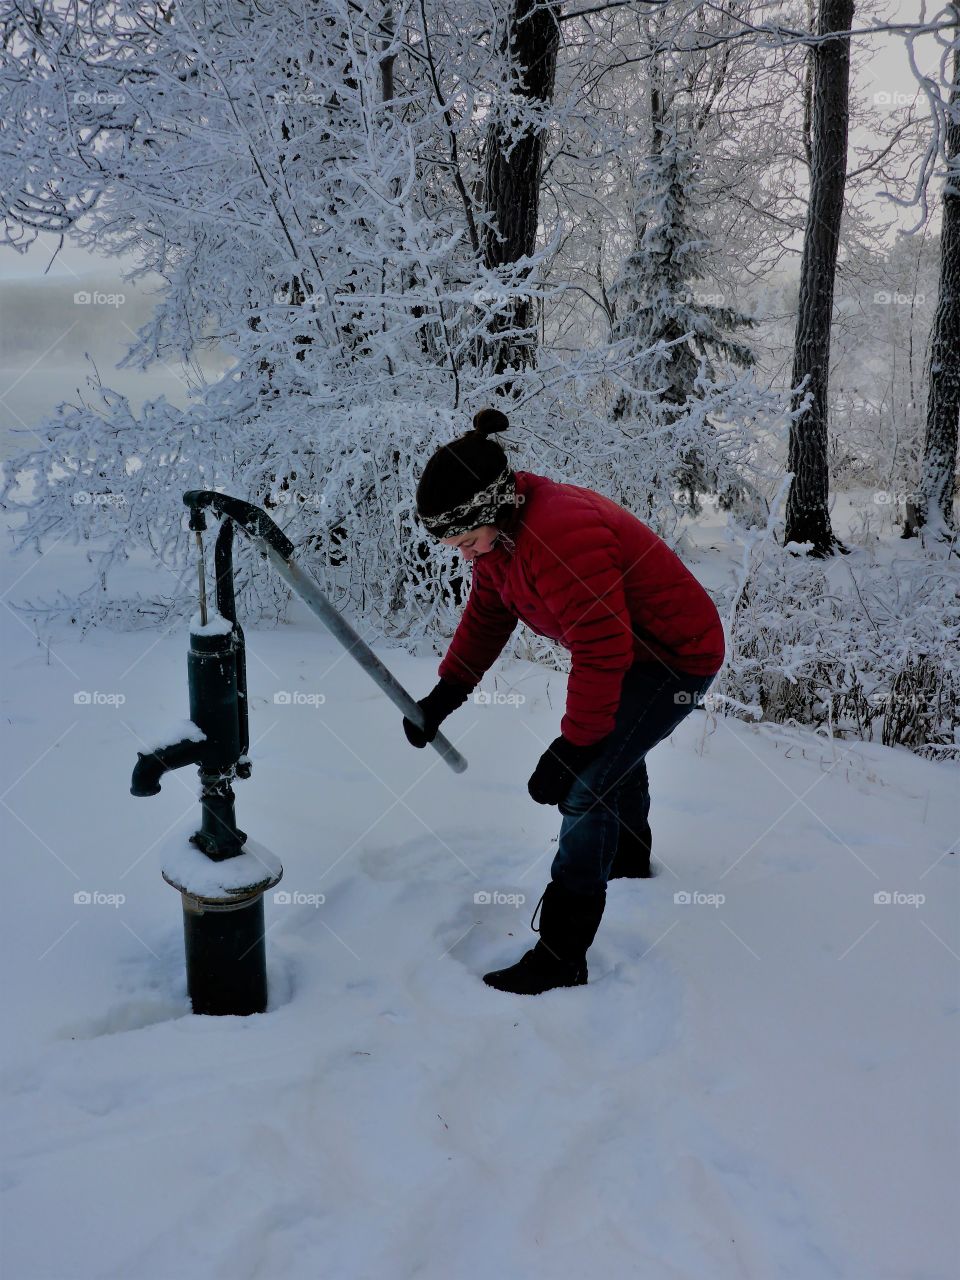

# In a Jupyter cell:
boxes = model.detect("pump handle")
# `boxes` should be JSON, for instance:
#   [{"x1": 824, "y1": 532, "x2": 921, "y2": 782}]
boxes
[{"x1": 183, "y1": 491, "x2": 295, "y2": 560}]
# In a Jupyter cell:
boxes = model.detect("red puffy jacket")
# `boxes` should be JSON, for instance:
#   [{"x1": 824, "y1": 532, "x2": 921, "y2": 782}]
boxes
[{"x1": 438, "y1": 471, "x2": 725, "y2": 746}]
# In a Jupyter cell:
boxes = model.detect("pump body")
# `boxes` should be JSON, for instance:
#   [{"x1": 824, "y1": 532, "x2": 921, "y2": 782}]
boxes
[
  {"x1": 131, "y1": 512, "x2": 281, "y2": 1016},
  {"x1": 131, "y1": 488, "x2": 469, "y2": 1015}
]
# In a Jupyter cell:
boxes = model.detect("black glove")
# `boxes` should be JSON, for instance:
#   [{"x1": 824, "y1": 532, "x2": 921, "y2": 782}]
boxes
[
  {"x1": 403, "y1": 678, "x2": 472, "y2": 748},
  {"x1": 527, "y1": 734, "x2": 608, "y2": 806}
]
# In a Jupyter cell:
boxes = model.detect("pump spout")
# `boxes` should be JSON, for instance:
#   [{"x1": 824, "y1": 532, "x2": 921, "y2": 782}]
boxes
[{"x1": 131, "y1": 738, "x2": 206, "y2": 797}]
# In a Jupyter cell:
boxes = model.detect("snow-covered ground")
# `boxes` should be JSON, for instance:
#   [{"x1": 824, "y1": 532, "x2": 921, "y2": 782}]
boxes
[{"x1": 1, "y1": 517, "x2": 957, "y2": 1280}]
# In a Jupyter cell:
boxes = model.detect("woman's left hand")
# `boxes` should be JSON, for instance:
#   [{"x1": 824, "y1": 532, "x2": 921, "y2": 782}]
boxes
[{"x1": 527, "y1": 734, "x2": 607, "y2": 806}]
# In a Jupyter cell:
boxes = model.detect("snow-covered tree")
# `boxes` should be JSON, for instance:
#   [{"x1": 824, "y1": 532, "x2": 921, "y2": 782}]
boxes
[
  {"x1": 606, "y1": 123, "x2": 763, "y2": 516},
  {"x1": 910, "y1": 8, "x2": 960, "y2": 544},
  {"x1": 0, "y1": 0, "x2": 557, "y2": 632},
  {"x1": 784, "y1": 0, "x2": 856, "y2": 558}
]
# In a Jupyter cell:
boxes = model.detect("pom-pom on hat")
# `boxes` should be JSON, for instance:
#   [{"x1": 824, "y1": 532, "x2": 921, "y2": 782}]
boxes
[{"x1": 416, "y1": 408, "x2": 520, "y2": 539}]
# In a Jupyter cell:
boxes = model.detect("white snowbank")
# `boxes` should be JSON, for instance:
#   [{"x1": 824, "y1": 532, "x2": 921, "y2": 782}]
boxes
[{"x1": 1, "y1": 515, "x2": 956, "y2": 1280}]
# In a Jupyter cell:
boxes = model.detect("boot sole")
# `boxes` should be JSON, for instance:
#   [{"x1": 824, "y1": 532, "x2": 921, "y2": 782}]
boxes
[
  {"x1": 609, "y1": 862, "x2": 655, "y2": 880},
  {"x1": 482, "y1": 963, "x2": 587, "y2": 994}
]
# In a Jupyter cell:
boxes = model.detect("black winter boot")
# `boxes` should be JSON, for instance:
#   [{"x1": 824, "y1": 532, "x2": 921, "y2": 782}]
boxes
[
  {"x1": 607, "y1": 818, "x2": 653, "y2": 879},
  {"x1": 482, "y1": 880, "x2": 606, "y2": 994}
]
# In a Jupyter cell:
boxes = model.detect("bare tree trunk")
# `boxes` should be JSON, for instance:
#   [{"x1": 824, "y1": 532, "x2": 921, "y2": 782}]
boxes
[
  {"x1": 379, "y1": 0, "x2": 396, "y2": 106},
  {"x1": 909, "y1": 11, "x2": 960, "y2": 542},
  {"x1": 478, "y1": 0, "x2": 561, "y2": 381},
  {"x1": 784, "y1": 0, "x2": 854, "y2": 557}
]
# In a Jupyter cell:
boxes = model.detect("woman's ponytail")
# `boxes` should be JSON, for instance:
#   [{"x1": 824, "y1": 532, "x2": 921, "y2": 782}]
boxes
[{"x1": 471, "y1": 407, "x2": 510, "y2": 437}]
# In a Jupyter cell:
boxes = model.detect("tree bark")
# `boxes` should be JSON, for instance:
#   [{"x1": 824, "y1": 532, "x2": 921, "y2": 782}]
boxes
[
  {"x1": 478, "y1": 0, "x2": 561, "y2": 380},
  {"x1": 784, "y1": 0, "x2": 855, "y2": 556},
  {"x1": 911, "y1": 10, "x2": 960, "y2": 541}
]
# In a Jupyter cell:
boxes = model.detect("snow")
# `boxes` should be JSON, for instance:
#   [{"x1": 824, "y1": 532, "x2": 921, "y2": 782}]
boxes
[
  {"x1": 160, "y1": 829, "x2": 283, "y2": 898},
  {"x1": 190, "y1": 609, "x2": 236, "y2": 637},
  {"x1": 1, "y1": 516, "x2": 957, "y2": 1280},
  {"x1": 141, "y1": 718, "x2": 206, "y2": 754}
]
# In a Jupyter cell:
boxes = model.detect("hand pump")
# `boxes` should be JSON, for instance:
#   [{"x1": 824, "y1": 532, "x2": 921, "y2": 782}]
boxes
[{"x1": 130, "y1": 492, "x2": 467, "y2": 1015}]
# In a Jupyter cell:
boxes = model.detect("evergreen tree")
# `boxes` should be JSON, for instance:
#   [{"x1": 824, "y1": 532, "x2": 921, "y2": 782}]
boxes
[{"x1": 609, "y1": 128, "x2": 756, "y2": 512}]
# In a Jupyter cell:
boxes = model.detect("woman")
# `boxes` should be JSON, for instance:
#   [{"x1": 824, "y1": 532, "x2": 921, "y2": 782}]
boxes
[{"x1": 404, "y1": 407, "x2": 725, "y2": 995}]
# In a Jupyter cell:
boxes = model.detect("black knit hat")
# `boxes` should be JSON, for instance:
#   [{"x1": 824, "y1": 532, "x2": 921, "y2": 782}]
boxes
[{"x1": 416, "y1": 408, "x2": 519, "y2": 538}]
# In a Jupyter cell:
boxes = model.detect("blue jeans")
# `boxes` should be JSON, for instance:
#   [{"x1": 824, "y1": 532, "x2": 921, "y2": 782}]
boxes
[{"x1": 550, "y1": 662, "x2": 718, "y2": 895}]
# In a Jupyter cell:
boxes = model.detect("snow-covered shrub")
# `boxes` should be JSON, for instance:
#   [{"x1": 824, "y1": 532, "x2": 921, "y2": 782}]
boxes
[
  {"x1": 715, "y1": 522, "x2": 960, "y2": 759},
  {"x1": 0, "y1": 395, "x2": 482, "y2": 636}
]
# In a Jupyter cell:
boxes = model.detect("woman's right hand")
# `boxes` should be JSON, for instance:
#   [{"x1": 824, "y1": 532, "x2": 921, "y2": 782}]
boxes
[{"x1": 403, "y1": 678, "x2": 472, "y2": 748}]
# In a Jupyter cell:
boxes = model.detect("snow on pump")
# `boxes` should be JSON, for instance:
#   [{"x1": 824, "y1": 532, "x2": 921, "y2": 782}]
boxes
[{"x1": 129, "y1": 491, "x2": 467, "y2": 1017}]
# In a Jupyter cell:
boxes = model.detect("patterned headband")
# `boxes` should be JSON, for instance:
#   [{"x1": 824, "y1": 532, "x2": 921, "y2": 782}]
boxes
[{"x1": 419, "y1": 466, "x2": 519, "y2": 538}]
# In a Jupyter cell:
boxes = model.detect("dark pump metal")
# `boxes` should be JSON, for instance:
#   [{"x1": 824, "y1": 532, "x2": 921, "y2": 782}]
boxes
[
  {"x1": 131, "y1": 491, "x2": 469, "y2": 1017},
  {"x1": 131, "y1": 506, "x2": 281, "y2": 1016}
]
